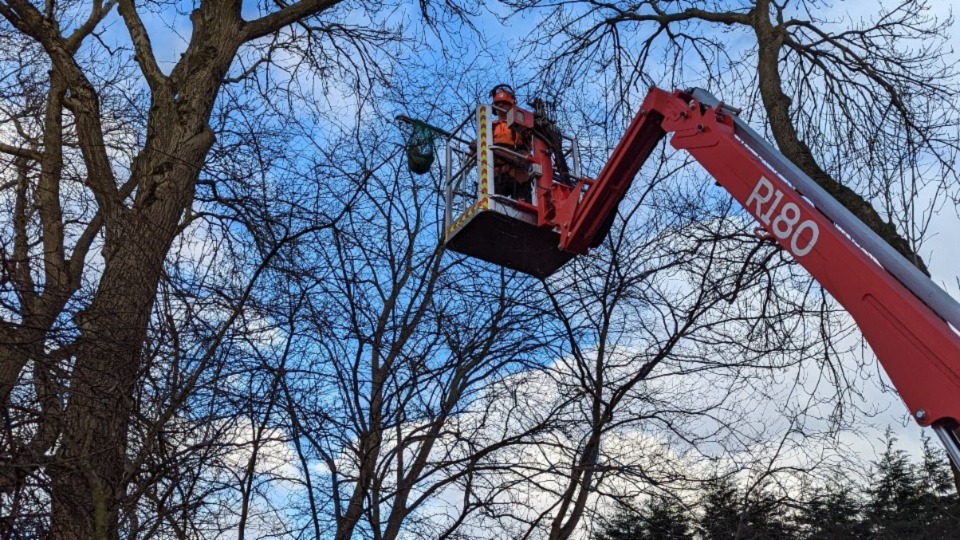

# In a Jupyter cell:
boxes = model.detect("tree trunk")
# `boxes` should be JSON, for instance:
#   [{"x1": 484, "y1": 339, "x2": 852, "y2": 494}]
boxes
[
  {"x1": 48, "y1": 122, "x2": 215, "y2": 538},
  {"x1": 751, "y1": 4, "x2": 928, "y2": 274}
]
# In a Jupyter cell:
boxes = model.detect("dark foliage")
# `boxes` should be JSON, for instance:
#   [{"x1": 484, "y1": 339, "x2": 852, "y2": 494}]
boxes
[
  {"x1": 595, "y1": 432, "x2": 960, "y2": 539},
  {"x1": 596, "y1": 495, "x2": 693, "y2": 540}
]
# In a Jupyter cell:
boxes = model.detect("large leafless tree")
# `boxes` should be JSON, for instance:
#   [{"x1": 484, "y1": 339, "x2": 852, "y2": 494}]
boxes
[
  {"x1": 507, "y1": 0, "x2": 958, "y2": 270},
  {"x1": 1, "y1": 0, "x2": 957, "y2": 538},
  {"x1": 0, "y1": 0, "x2": 455, "y2": 536},
  {"x1": 490, "y1": 0, "x2": 959, "y2": 535}
]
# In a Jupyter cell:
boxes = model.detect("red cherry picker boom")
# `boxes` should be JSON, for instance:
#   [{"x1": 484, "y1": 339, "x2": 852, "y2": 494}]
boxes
[{"x1": 434, "y1": 85, "x2": 960, "y2": 466}]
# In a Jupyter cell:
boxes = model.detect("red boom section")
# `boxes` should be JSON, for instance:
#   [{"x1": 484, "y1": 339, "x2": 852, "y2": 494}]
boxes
[
  {"x1": 555, "y1": 90, "x2": 673, "y2": 254},
  {"x1": 552, "y1": 87, "x2": 960, "y2": 427}
]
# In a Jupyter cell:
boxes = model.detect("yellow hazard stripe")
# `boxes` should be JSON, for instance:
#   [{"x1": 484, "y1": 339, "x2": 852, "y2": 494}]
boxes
[
  {"x1": 478, "y1": 107, "x2": 490, "y2": 210},
  {"x1": 446, "y1": 106, "x2": 493, "y2": 240},
  {"x1": 446, "y1": 198, "x2": 488, "y2": 238}
]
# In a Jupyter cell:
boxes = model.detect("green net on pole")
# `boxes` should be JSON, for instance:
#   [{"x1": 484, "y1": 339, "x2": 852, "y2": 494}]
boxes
[{"x1": 405, "y1": 123, "x2": 437, "y2": 175}]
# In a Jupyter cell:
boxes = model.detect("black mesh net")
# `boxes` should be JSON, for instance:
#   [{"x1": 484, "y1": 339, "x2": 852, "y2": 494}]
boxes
[{"x1": 405, "y1": 123, "x2": 436, "y2": 175}]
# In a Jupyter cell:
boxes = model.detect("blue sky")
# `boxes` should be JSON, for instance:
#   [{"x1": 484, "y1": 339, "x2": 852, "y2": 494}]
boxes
[{"x1": 39, "y1": 0, "x2": 960, "y2": 529}]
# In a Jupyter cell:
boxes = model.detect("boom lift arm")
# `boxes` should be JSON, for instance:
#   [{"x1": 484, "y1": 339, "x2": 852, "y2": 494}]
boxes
[{"x1": 537, "y1": 87, "x2": 960, "y2": 466}]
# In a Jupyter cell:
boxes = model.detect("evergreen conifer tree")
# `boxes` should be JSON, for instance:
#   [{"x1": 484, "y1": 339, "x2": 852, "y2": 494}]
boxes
[
  {"x1": 595, "y1": 495, "x2": 693, "y2": 540},
  {"x1": 698, "y1": 477, "x2": 743, "y2": 540},
  {"x1": 739, "y1": 488, "x2": 796, "y2": 539},
  {"x1": 641, "y1": 495, "x2": 693, "y2": 540},
  {"x1": 915, "y1": 433, "x2": 960, "y2": 538},
  {"x1": 865, "y1": 428, "x2": 927, "y2": 539},
  {"x1": 598, "y1": 434, "x2": 960, "y2": 540},
  {"x1": 596, "y1": 502, "x2": 645, "y2": 540},
  {"x1": 698, "y1": 477, "x2": 797, "y2": 539},
  {"x1": 798, "y1": 482, "x2": 867, "y2": 539}
]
